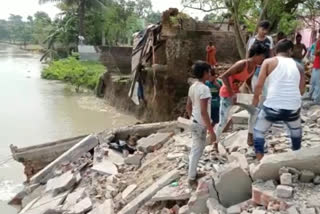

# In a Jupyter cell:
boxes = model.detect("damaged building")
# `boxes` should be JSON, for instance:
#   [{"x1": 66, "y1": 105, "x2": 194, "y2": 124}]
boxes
[{"x1": 99, "y1": 8, "x2": 239, "y2": 122}]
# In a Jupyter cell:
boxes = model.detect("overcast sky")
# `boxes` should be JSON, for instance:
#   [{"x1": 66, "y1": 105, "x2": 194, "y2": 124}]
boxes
[{"x1": 0, "y1": 0, "x2": 205, "y2": 20}]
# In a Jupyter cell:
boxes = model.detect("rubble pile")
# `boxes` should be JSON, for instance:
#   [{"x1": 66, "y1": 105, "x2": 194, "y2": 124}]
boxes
[{"x1": 11, "y1": 105, "x2": 320, "y2": 214}]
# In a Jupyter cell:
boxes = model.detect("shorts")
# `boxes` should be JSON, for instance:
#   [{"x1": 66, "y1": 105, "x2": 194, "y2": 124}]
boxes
[{"x1": 211, "y1": 106, "x2": 220, "y2": 124}]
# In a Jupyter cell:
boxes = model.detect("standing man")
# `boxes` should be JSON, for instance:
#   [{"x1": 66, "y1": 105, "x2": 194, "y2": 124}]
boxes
[
  {"x1": 206, "y1": 42, "x2": 217, "y2": 68},
  {"x1": 309, "y1": 30, "x2": 320, "y2": 104},
  {"x1": 186, "y1": 61, "x2": 216, "y2": 185},
  {"x1": 247, "y1": 20, "x2": 274, "y2": 91},
  {"x1": 252, "y1": 39, "x2": 305, "y2": 161},
  {"x1": 292, "y1": 33, "x2": 307, "y2": 64}
]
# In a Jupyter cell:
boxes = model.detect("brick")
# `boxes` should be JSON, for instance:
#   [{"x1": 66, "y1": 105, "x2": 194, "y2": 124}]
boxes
[
  {"x1": 280, "y1": 173, "x2": 292, "y2": 186},
  {"x1": 236, "y1": 93, "x2": 253, "y2": 106},
  {"x1": 252, "y1": 184, "x2": 288, "y2": 208}
]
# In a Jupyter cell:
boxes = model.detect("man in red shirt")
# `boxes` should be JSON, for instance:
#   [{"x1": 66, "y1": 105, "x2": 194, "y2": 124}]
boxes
[{"x1": 309, "y1": 30, "x2": 320, "y2": 104}]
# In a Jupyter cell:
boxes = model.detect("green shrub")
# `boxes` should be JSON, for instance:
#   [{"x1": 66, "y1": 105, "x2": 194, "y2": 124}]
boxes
[{"x1": 42, "y1": 57, "x2": 106, "y2": 91}]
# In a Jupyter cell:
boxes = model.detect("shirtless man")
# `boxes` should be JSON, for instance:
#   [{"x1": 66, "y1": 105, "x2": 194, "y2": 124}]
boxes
[
  {"x1": 252, "y1": 39, "x2": 305, "y2": 161},
  {"x1": 292, "y1": 33, "x2": 307, "y2": 64}
]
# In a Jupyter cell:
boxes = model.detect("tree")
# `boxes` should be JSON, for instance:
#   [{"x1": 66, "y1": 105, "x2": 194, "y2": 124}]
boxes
[
  {"x1": 32, "y1": 11, "x2": 52, "y2": 45},
  {"x1": 145, "y1": 11, "x2": 161, "y2": 24},
  {"x1": 182, "y1": 0, "x2": 318, "y2": 58},
  {"x1": 39, "y1": 0, "x2": 107, "y2": 41},
  {"x1": 0, "y1": 20, "x2": 9, "y2": 41}
]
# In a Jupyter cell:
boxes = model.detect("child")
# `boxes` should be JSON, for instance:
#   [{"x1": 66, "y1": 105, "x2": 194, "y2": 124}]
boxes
[
  {"x1": 186, "y1": 61, "x2": 216, "y2": 185},
  {"x1": 206, "y1": 68, "x2": 222, "y2": 127}
]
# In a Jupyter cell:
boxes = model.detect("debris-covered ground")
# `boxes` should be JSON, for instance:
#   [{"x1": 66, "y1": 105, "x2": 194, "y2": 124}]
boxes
[{"x1": 11, "y1": 101, "x2": 320, "y2": 214}]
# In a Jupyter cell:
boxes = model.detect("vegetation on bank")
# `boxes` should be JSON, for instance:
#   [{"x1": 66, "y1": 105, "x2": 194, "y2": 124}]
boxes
[{"x1": 42, "y1": 57, "x2": 106, "y2": 91}]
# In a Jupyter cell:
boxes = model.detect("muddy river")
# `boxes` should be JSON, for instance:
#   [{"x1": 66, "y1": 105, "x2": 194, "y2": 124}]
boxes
[{"x1": 0, "y1": 44, "x2": 137, "y2": 213}]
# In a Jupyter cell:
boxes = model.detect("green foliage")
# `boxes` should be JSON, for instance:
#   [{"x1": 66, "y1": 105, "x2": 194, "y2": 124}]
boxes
[
  {"x1": 277, "y1": 13, "x2": 300, "y2": 35},
  {"x1": 42, "y1": 57, "x2": 106, "y2": 90}
]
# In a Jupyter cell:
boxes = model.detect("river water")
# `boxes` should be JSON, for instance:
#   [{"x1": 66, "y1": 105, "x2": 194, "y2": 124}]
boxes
[{"x1": 0, "y1": 44, "x2": 137, "y2": 213}]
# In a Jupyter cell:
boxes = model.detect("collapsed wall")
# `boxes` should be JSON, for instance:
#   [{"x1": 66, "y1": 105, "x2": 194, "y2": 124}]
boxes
[{"x1": 101, "y1": 8, "x2": 239, "y2": 122}]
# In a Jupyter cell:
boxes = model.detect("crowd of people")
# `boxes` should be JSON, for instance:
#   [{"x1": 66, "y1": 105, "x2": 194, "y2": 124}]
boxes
[{"x1": 186, "y1": 20, "x2": 320, "y2": 185}]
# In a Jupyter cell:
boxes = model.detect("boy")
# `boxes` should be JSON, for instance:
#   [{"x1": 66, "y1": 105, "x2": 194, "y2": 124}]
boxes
[
  {"x1": 186, "y1": 61, "x2": 216, "y2": 185},
  {"x1": 206, "y1": 68, "x2": 222, "y2": 127}
]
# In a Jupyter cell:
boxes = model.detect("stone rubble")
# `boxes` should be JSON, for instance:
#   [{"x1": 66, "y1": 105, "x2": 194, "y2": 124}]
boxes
[{"x1": 12, "y1": 101, "x2": 320, "y2": 214}]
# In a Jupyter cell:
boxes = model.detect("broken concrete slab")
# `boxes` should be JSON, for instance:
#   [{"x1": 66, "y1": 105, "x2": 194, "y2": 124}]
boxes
[
  {"x1": 151, "y1": 185, "x2": 191, "y2": 202},
  {"x1": 68, "y1": 197, "x2": 92, "y2": 214},
  {"x1": 251, "y1": 146, "x2": 320, "y2": 181},
  {"x1": 92, "y1": 158, "x2": 118, "y2": 176},
  {"x1": 122, "y1": 184, "x2": 137, "y2": 200},
  {"x1": 173, "y1": 134, "x2": 192, "y2": 149},
  {"x1": 22, "y1": 185, "x2": 46, "y2": 208},
  {"x1": 88, "y1": 199, "x2": 114, "y2": 214},
  {"x1": 299, "y1": 208, "x2": 316, "y2": 214},
  {"x1": 207, "y1": 198, "x2": 226, "y2": 214},
  {"x1": 46, "y1": 171, "x2": 76, "y2": 196},
  {"x1": 215, "y1": 163, "x2": 252, "y2": 207},
  {"x1": 137, "y1": 133, "x2": 172, "y2": 153},
  {"x1": 223, "y1": 130, "x2": 248, "y2": 152},
  {"x1": 124, "y1": 152, "x2": 143, "y2": 165},
  {"x1": 228, "y1": 152, "x2": 249, "y2": 170},
  {"x1": 21, "y1": 192, "x2": 69, "y2": 214},
  {"x1": 62, "y1": 187, "x2": 86, "y2": 210},
  {"x1": 30, "y1": 135, "x2": 99, "y2": 184},
  {"x1": 280, "y1": 173, "x2": 292, "y2": 186},
  {"x1": 118, "y1": 169, "x2": 179, "y2": 214},
  {"x1": 177, "y1": 117, "x2": 192, "y2": 131},
  {"x1": 167, "y1": 153, "x2": 185, "y2": 160}
]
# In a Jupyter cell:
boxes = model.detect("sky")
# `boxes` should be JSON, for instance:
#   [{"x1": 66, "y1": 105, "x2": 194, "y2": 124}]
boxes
[{"x1": 0, "y1": 0, "x2": 205, "y2": 20}]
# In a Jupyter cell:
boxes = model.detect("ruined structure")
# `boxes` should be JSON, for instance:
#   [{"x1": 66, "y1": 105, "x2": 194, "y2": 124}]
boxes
[{"x1": 100, "y1": 8, "x2": 239, "y2": 122}]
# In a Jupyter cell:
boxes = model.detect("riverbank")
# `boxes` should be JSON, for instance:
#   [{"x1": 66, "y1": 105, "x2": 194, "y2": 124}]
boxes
[
  {"x1": 0, "y1": 42, "x2": 44, "y2": 52},
  {"x1": 0, "y1": 43, "x2": 138, "y2": 214}
]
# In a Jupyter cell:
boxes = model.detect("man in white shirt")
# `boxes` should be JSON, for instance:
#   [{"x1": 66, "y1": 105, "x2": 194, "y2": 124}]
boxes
[
  {"x1": 252, "y1": 39, "x2": 305, "y2": 161},
  {"x1": 186, "y1": 61, "x2": 216, "y2": 185}
]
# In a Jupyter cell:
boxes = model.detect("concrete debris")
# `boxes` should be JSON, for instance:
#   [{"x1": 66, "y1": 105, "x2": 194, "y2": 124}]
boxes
[
  {"x1": 118, "y1": 169, "x2": 179, "y2": 214},
  {"x1": 124, "y1": 152, "x2": 144, "y2": 165},
  {"x1": 276, "y1": 185, "x2": 293, "y2": 198},
  {"x1": 280, "y1": 173, "x2": 292, "y2": 186},
  {"x1": 227, "y1": 204, "x2": 241, "y2": 214},
  {"x1": 300, "y1": 208, "x2": 317, "y2": 214},
  {"x1": 228, "y1": 152, "x2": 248, "y2": 170},
  {"x1": 215, "y1": 163, "x2": 252, "y2": 207},
  {"x1": 13, "y1": 102, "x2": 320, "y2": 214},
  {"x1": 45, "y1": 171, "x2": 77, "y2": 196},
  {"x1": 91, "y1": 158, "x2": 118, "y2": 175},
  {"x1": 251, "y1": 146, "x2": 320, "y2": 181},
  {"x1": 206, "y1": 198, "x2": 226, "y2": 214},
  {"x1": 300, "y1": 170, "x2": 315, "y2": 183},
  {"x1": 151, "y1": 184, "x2": 191, "y2": 202},
  {"x1": 122, "y1": 184, "x2": 137, "y2": 200},
  {"x1": 88, "y1": 199, "x2": 114, "y2": 214},
  {"x1": 30, "y1": 135, "x2": 99, "y2": 184},
  {"x1": 67, "y1": 197, "x2": 92, "y2": 214},
  {"x1": 62, "y1": 187, "x2": 86, "y2": 210},
  {"x1": 137, "y1": 132, "x2": 172, "y2": 153},
  {"x1": 177, "y1": 117, "x2": 192, "y2": 131},
  {"x1": 21, "y1": 191, "x2": 69, "y2": 214}
]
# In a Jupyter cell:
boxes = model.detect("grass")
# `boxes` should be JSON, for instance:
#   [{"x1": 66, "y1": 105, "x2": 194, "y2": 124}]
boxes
[{"x1": 41, "y1": 57, "x2": 106, "y2": 91}]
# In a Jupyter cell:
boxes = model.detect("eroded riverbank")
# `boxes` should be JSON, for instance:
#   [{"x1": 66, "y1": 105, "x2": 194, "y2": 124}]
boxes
[{"x1": 0, "y1": 44, "x2": 137, "y2": 214}]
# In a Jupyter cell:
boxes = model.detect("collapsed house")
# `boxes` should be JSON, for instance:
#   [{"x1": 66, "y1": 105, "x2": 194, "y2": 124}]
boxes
[
  {"x1": 100, "y1": 8, "x2": 238, "y2": 122},
  {"x1": 9, "y1": 98, "x2": 320, "y2": 214}
]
